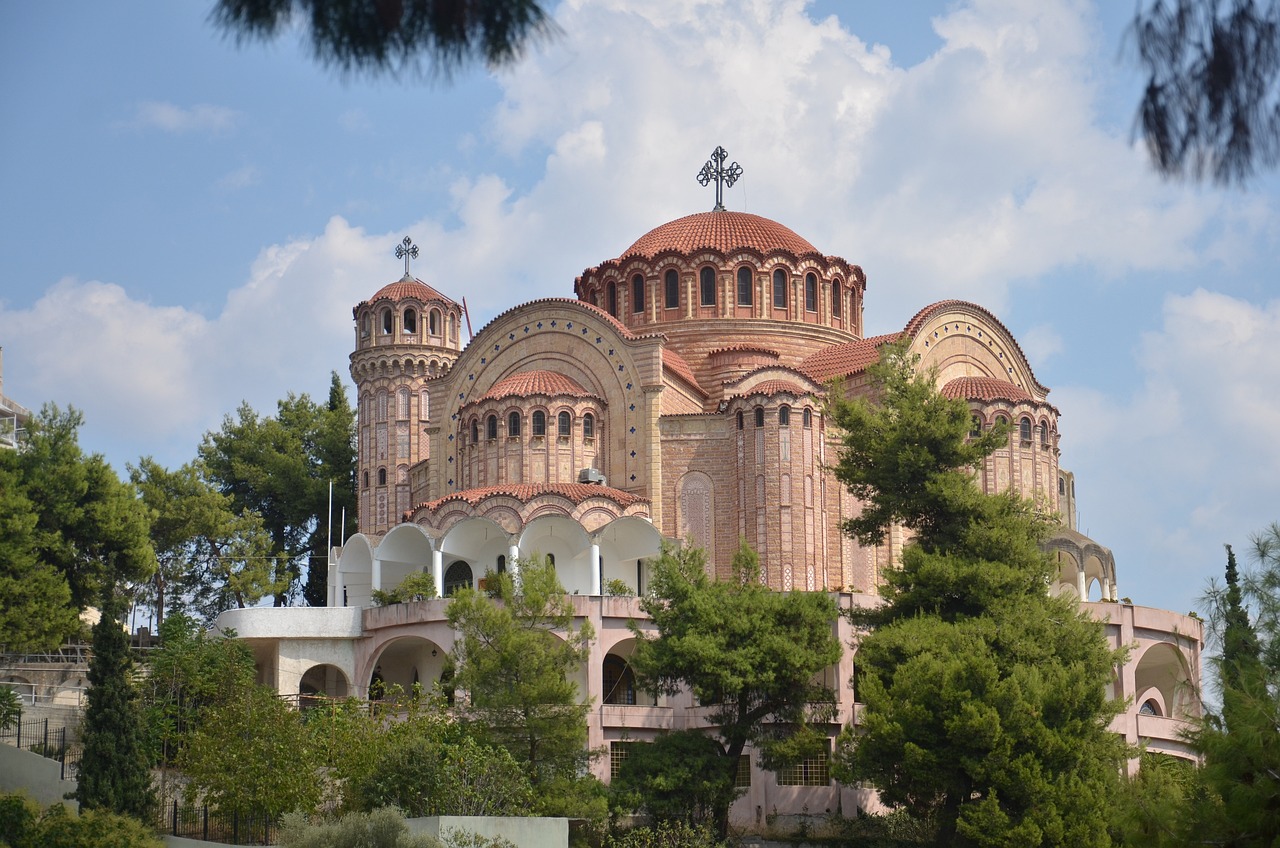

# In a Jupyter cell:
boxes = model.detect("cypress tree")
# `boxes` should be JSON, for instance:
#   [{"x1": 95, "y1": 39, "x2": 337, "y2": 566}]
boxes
[{"x1": 76, "y1": 585, "x2": 156, "y2": 820}]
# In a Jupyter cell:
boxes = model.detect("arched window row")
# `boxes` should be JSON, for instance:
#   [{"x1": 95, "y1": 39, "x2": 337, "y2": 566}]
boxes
[
  {"x1": 732, "y1": 404, "x2": 816, "y2": 429},
  {"x1": 356, "y1": 304, "x2": 459, "y2": 343},
  {"x1": 460, "y1": 407, "x2": 603, "y2": 446},
  {"x1": 969, "y1": 410, "x2": 1058, "y2": 444}
]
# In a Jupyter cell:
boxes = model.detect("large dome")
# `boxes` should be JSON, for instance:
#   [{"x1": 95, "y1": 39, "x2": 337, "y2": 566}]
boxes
[{"x1": 621, "y1": 211, "x2": 819, "y2": 259}]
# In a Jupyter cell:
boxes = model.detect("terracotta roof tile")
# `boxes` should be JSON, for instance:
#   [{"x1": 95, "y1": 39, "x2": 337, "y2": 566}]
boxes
[
  {"x1": 415, "y1": 483, "x2": 649, "y2": 512},
  {"x1": 940, "y1": 376, "x2": 1034, "y2": 404},
  {"x1": 800, "y1": 333, "x2": 902, "y2": 382},
  {"x1": 621, "y1": 211, "x2": 819, "y2": 259},
  {"x1": 662, "y1": 349, "x2": 705, "y2": 394},
  {"x1": 361, "y1": 276, "x2": 457, "y2": 307},
  {"x1": 479, "y1": 370, "x2": 596, "y2": 402},
  {"x1": 729, "y1": 379, "x2": 812, "y2": 399}
]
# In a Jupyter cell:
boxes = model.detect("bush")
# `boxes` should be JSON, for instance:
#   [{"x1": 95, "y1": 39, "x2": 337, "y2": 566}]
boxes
[
  {"x1": 604, "y1": 820, "x2": 727, "y2": 848},
  {"x1": 279, "y1": 807, "x2": 440, "y2": 848},
  {"x1": 0, "y1": 794, "x2": 163, "y2": 848},
  {"x1": 372, "y1": 571, "x2": 438, "y2": 606}
]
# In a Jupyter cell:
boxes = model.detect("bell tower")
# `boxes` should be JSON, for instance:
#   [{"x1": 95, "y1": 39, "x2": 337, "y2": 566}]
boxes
[{"x1": 349, "y1": 238, "x2": 464, "y2": 535}]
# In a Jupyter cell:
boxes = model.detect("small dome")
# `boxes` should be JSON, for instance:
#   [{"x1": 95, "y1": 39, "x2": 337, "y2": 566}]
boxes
[
  {"x1": 621, "y1": 211, "x2": 819, "y2": 259},
  {"x1": 480, "y1": 370, "x2": 595, "y2": 402},
  {"x1": 941, "y1": 376, "x2": 1033, "y2": 404},
  {"x1": 361, "y1": 277, "x2": 455, "y2": 307}
]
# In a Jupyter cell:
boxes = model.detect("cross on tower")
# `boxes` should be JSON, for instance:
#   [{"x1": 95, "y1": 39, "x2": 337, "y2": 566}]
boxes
[
  {"x1": 697, "y1": 146, "x2": 743, "y2": 211},
  {"x1": 395, "y1": 237, "x2": 420, "y2": 278}
]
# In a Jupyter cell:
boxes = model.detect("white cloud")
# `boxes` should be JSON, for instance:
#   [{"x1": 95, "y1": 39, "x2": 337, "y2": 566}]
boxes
[
  {"x1": 216, "y1": 165, "x2": 260, "y2": 192},
  {"x1": 128, "y1": 101, "x2": 241, "y2": 134},
  {"x1": 1053, "y1": 289, "x2": 1280, "y2": 613}
]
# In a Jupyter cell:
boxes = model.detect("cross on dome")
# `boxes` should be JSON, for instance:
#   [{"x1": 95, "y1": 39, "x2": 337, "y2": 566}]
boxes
[
  {"x1": 697, "y1": 146, "x2": 743, "y2": 211},
  {"x1": 395, "y1": 236, "x2": 419, "y2": 279}
]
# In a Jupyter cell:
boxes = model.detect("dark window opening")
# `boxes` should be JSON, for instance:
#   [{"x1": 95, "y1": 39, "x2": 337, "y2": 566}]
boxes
[
  {"x1": 632, "y1": 274, "x2": 645, "y2": 313},
  {"x1": 487, "y1": 415, "x2": 498, "y2": 441},
  {"x1": 832, "y1": 280, "x2": 842, "y2": 317},
  {"x1": 583, "y1": 412, "x2": 595, "y2": 440},
  {"x1": 804, "y1": 273, "x2": 817, "y2": 312},
  {"x1": 779, "y1": 405, "x2": 791, "y2": 426},
  {"x1": 381, "y1": 308, "x2": 393, "y2": 334},
  {"x1": 754, "y1": 407, "x2": 764, "y2": 428},
  {"x1": 607, "y1": 281, "x2": 618, "y2": 317},
  {"x1": 403, "y1": 309, "x2": 417, "y2": 333},
  {"x1": 737, "y1": 410, "x2": 744, "y2": 430},
  {"x1": 603, "y1": 655, "x2": 637, "y2": 705},
  {"x1": 700, "y1": 267, "x2": 716, "y2": 306},
  {"x1": 444, "y1": 561, "x2": 472, "y2": 596},
  {"x1": 802, "y1": 407, "x2": 813, "y2": 428},
  {"x1": 737, "y1": 267, "x2": 753, "y2": 306},
  {"x1": 508, "y1": 411, "x2": 521, "y2": 437},
  {"x1": 773, "y1": 268, "x2": 787, "y2": 308},
  {"x1": 664, "y1": 269, "x2": 679, "y2": 309},
  {"x1": 558, "y1": 411, "x2": 571, "y2": 437},
  {"x1": 377, "y1": 467, "x2": 387, "y2": 486},
  {"x1": 532, "y1": 410, "x2": 546, "y2": 436}
]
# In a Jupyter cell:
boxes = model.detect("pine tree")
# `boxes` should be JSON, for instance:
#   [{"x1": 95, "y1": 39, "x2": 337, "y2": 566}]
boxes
[{"x1": 76, "y1": 586, "x2": 156, "y2": 820}]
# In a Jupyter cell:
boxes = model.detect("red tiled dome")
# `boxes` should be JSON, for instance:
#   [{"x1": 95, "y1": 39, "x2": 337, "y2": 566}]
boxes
[
  {"x1": 941, "y1": 376, "x2": 1033, "y2": 404},
  {"x1": 621, "y1": 211, "x2": 819, "y2": 259},
  {"x1": 362, "y1": 277, "x2": 455, "y2": 306},
  {"x1": 479, "y1": 370, "x2": 595, "y2": 402},
  {"x1": 732, "y1": 380, "x2": 811, "y2": 399}
]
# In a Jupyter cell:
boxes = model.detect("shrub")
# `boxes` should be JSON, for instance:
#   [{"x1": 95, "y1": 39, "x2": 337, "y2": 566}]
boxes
[{"x1": 279, "y1": 807, "x2": 440, "y2": 848}]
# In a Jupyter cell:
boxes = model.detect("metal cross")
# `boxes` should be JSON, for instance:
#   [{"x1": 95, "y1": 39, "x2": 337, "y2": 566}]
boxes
[
  {"x1": 697, "y1": 146, "x2": 743, "y2": 211},
  {"x1": 395, "y1": 237, "x2": 419, "y2": 277}
]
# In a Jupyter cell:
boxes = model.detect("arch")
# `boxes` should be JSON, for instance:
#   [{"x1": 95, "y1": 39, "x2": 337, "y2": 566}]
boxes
[
  {"x1": 403, "y1": 308, "x2": 417, "y2": 334},
  {"x1": 300, "y1": 664, "x2": 350, "y2": 703},
  {"x1": 486, "y1": 414, "x2": 498, "y2": 441},
  {"x1": 508, "y1": 410, "x2": 521, "y2": 437},
  {"x1": 583, "y1": 412, "x2": 595, "y2": 440},
  {"x1": 804, "y1": 273, "x2": 817, "y2": 312},
  {"x1": 832, "y1": 279, "x2": 842, "y2": 317},
  {"x1": 1040, "y1": 417, "x2": 1051, "y2": 447},
  {"x1": 736, "y1": 266, "x2": 753, "y2": 306},
  {"x1": 440, "y1": 517, "x2": 513, "y2": 576},
  {"x1": 606, "y1": 281, "x2": 618, "y2": 317},
  {"x1": 420, "y1": 388, "x2": 430, "y2": 422},
  {"x1": 754, "y1": 407, "x2": 765, "y2": 428},
  {"x1": 337, "y1": 533, "x2": 376, "y2": 607},
  {"x1": 737, "y1": 410, "x2": 744, "y2": 430},
  {"x1": 377, "y1": 467, "x2": 387, "y2": 486},
  {"x1": 367, "y1": 635, "x2": 447, "y2": 700},
  {"x1": 772, "y1": 268, "x2": 788, "y2": 308},
  {"x1": 381, "y1": 307, "x2": 393, "y2": 334},
  {"x1": 361, "y1": 313, "x2": 372, "y2": 338},
  {"x1": 558, "y1": 410, "x2": 572, "y2": 437},
  {"x1": 664, "y1": 268, "x2": 679, "y2": 309},
  {"x1": 377, "y1": 523, "x2": 437, "y2": 595},
  {"x1": 362, "y1": 470, "x2": 369, "y2": 488},
  {"x1": 398, "y1": 387, "x2": 410, "y2": 419},
  {"x1": 632, "y1": 274, "x2": 645, "y2": 313},
  {"x1": 2, "y1": 675, "x2": 34, "y2": 704},
  {"x1": 677, "y1": 471, "x2": 714, "y2": 562},
  {"x1": 444, "y1": 560, "x2": 473, "y2": 595},
  {"x1": 1019, "y1": 416, "x2": 1033, "y2": 443},
  {"x1": 1133, "y1": 642, "x2": 1196, "y2": 720},
  {"x1": 470, "y1": 417, "x2": 479, "y2": 444},
  {"x1": 518, "y1": 514, "x2": 593, "y2": 594},
  {"x1": 595, "y1": 515, "x2": 663, "y2": 594},
  {"x1": 532, "y1": 409, "x2": 547, "y2": 437},
  {"x1": 779, "y1": 405, "x2": 791, "y2": 426},
  {"x1": 700, "y1": 266, "x2": 716, "y2": 306},
  {"x1": 429, "y1": 308, "x2": 440, "y2": 336},
  {"x1": 803, "y1": 407, "x2": 813, "y2": 428}
]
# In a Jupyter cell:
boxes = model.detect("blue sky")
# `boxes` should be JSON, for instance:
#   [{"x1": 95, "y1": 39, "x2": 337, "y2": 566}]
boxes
[{"x1": 2, "y1": 0, "x2": 1277, "y2": 620}]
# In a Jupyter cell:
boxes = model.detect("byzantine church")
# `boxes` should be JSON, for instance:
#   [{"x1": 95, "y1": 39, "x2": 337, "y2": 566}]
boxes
[{"x1": 216, "y1": 152, "x2": 1202, "y2": 824}]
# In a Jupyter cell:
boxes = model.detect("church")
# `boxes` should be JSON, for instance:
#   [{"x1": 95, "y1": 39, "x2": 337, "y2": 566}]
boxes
[{"x1": 215, "y1": 152, "x2": 1203, "y2": 825}]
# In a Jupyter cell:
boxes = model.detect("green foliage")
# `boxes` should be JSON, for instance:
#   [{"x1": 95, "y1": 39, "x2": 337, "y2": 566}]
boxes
[
  {"x1": 0, "y1": 405, "x2": 154, "y2": 636},
  {"x1": 446, "y1": 557, "x2": 595, "y2": 800},
  {"x1": 350, "y1": 714, "x2": 534, "y2": 817},
  {"x1": 0, "y1": 796, "x2": 163, "y2": 848},
  {"x1": 177, "y1": 682, "x2": 321, "y2": 818},
  {"x1": 372, "y1": 570, "x2": 439, "y2": 605},
  {"x1": 610, "y1": 731, "x2": 739, "y2": 829},
  {"x1": 603, "y1": 820, "x2": 728, "y2": 848},
  {"x1": 627, "y1": 541, "x2": 840, "y2": 834},
  {"x1": 603, "y1": 578, "x2": 634, "y2": 597},
  {"x1": 0, "y1": 456, "x2": 78, "y2": 651},
  {"x1": 75, "y1": 590, "x2": 156, "y2": 820},
  {"x1": 1108, "y1": 754, "x2": 1198, "y2": 848},
  {"x1": 279, "y1": 807, "x2": 440, "y2": 848},
  {"x1": 198, "y1": 378, "x2": 356, "y2": 608},
  {"x1": 0, "y1": 685, "x2": 21, "y2": 731},
  {"x1": 130, "y1": 457, "x2": 281, "y2": 626},
  {"x1": 211, "y1": 0, "x2": 558, "y2": 79},
  {"x1": 440, "y1": 828, "x2": 518, "y2": 848},
  {"x1": 828, "y1": 341, "x2": 1124, "y2": 847}
]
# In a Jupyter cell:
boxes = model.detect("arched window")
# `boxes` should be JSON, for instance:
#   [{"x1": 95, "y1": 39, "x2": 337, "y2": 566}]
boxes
[
  {"x1": 632, "y1": 274, "x2": 645, "y2": 313},
  {"x1": 362, "y1": 471, "x2": 369, "y2": 488},
  {"x1": 1058, "y1": 477, "x2": 1066, "y2": 495},
  {"x1": 773, "y1": 268, "x2": 787, "y2": 308},
  {"x1": 664, "y1": 269, "x2": 679, "y2": 309},
  {"x1": 1020, "y1": 416, "x2": 1032, "y2": 443},
  {"x1": 754, "y1": 407, "x2": 764, "y2": 428},
  {"x1": 832, "y1": 280, "x2": 842, "y2": 317},
  {"x1": 583, "y1": 412, "x2": 595, "y2": 440},
  {"x1": 496, "y1": 554, "x2": 506, "y2": 574},
  {"x1": 603, "y1": 655, "x2": 637, "y2": 705},
  {"x1": 419, "y1": 389, "x2": 429, "y2": 421},
  {"x1": 444, "y1": 561, "x2": 472, "y2": 596},
  {"x1": 737, "y1": 267, "x2": 753, "y2": 306},
  {"x1": 970, "y1": 415, "x2": 982, "y2": 437},
  {"x1": 470, "y1": 418, "x2": 479, "y2": 443},
  {"x1": 804, "y1": 273, "x2": 817, "y2": 312},
  {"x1": 377, "y1": 391, "x2": 388, "y2": 421},
  {"x1": 1040, "y1": 419, "x2": 1051, "y2": 446},
  {"x1": 381, "y1": 308, "x2": 393, "y2": 334},
  {"x1": 397, "y1": 388, "x2": 410, "y2": 419},
  {"x1": 1139, "y1": 698, "x2": 1161, "y2": 716},
  {"x1": 532, "y1": 410, "x2": 546, "y2": 437},
  {"x1": 590, "y1": 289, "x2": 599, "y2": 307},
  {"x1": 377, "y1": 467, "x2": 387, "y2": 486},
  {"x1": 700, "y1": 267, "x2": 716, "y2": 306},
  {"x1": 361, "y1": 314, "x2": 371, "y2": 337},
  {"x1": 448, "y1": 313, "x2": 456, "y2": 342},
  {"x1": 802, "y1": 407, "x2": 813, "y2": 428},
  {"x1": 737, "y1": 410, "x2": 744, "y2": 430},
  {"x1": 995, "y1": 414, "x2": 1008, "y2": 428},
  {"x1": 403, "y1": 308, "x2": 417, "y2": 333},
  {"x1": 558, "y1": 411, "x2": 571, "y2": 437},
  {"x1": 779, "y1": 405, "x2": 791, "y2": 426},
  {"x1": 486, "y1": 414, "x2": 498, "y2": 441},
  {"x1": 508, "y1": 411, "x2": 521, "y2": 437},
  {"x1": 607, "y1": 281, "x2": 618, "y2": 317},
  {"x1": 429, "y1": 309, "x2": 440, "y2": 335}
]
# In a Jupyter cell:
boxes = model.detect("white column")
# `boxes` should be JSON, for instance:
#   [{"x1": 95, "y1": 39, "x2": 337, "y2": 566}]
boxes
[
  {"x1": 372, "y1": 558, "x2": 382, "y2": 593},
  {"x1": 1076, "y1": 566, "x2": 1087, "y2": 601},
  {"x1": 509, "y1": 543, "x2": 521, "y2": 585},
  {"x1": 590, "y1": 542, "x2": 601, "y2": 596},
  {"x1": 432, "y1": 548, "x2": 443, "y2": 599},
  {"x1": 332, "y1": 557, "x2": 344, "y2": 607}
]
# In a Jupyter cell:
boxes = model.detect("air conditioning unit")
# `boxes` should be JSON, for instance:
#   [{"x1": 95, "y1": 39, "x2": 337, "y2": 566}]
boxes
[{"x1": 578, "y1": 467, "x2": 606, "y2": 486}]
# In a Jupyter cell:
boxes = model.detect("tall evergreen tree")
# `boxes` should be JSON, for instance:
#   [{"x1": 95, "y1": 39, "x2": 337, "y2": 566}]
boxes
[
  {"x1": 76, "y1": 586, "x2": 155, "y2": 820},
  {"x1": 828, "y1": 340, "x2": 1124, "y2": 848}
]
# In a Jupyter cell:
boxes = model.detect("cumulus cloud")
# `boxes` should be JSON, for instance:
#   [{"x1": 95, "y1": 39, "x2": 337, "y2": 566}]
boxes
[
  {"x1": 1053, "y1": 289, "x2": 1280, "y2": 613},
  {"x1": 126, "y1": 101, "x2": 242, "y2": 134}
]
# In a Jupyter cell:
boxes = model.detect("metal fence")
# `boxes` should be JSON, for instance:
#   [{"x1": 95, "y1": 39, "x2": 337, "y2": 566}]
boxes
[
  {"x1": 160, "y1": 799, "x2": 278, "y2": 845},
  {"x1": 0, "y1": 716, "x2": 80, "y2": 780}
]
